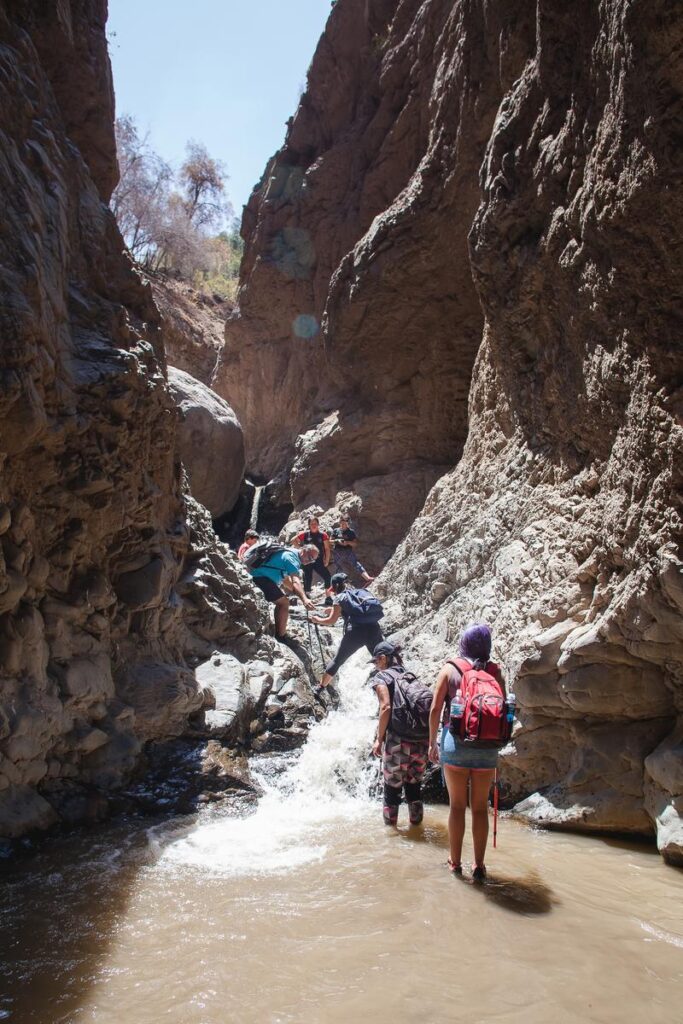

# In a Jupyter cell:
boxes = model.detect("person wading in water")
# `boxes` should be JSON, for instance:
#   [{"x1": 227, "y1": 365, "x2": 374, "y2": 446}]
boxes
[
  {"x1": 370, "y1": 641, "x2": 430, "y2": 827},
  {"x1": 307, "y1": 573, "x2": 384, "y2": 688},
  {"x1": 428, "y1": 623, "x2": 507, "y2": 882}
]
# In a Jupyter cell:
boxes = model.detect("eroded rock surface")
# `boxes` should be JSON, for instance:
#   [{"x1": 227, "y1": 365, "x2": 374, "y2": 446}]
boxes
[
  {"x1": 168, "y1": 367, "x2": 245, "y2": 518},
  {"x1": 0, "y1": 1, "x2": 305, "y2": 841},
  {"x1": 214, "y1": 0, "x2": 511, "y2": 557},
  {"x1": 219, "y1": 0, "x2": 682, "y2": 859},
  {"x1": 376, "y1": 1, "x2": 683, "y2": 860},
  {"x1": 152, "y1": 277, "x2": 229, "y2": 385}
]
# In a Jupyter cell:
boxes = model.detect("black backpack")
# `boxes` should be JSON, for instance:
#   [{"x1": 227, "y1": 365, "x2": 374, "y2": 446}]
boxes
[
  {"x1": 242, "y1": 537, "x2": 288, "y2": 570},
  {"x1": 378, "y1": 667, "x2": 432, "y2": 740}
]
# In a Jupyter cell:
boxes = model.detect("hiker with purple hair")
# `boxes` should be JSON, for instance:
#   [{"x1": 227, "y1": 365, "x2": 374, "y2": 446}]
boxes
[{"x1": 428, "y1": 623, "x2": 507, "y2": 882}]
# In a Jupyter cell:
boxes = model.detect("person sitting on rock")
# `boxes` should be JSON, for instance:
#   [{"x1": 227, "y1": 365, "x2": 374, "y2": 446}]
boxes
[
  {"x1": 238, "y1": 529, "x2": 259, "y2": 560},
  {"x1": 308, "y1": 572, "x2": 384, "y2": 688},
  {"x1": 331, "y1": 514, "x2": 374, "y2": 585},
  {"x1": 292, "y1": 516, "x2": 332, "y2": 595},
  {"x1": 249, "y1": 543, "x2": 317, "y2": 641}
]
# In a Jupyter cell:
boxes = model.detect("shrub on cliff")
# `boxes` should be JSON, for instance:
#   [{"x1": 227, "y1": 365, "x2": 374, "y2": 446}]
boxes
[{"x1": 111, "y1": 116, "x2": 240, "y2": 295}]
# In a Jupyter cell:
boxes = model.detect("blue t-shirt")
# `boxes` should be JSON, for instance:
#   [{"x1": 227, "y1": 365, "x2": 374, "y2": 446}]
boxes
[{"x1": 250, "y1": 548, "x2": 301, "y2": 584}]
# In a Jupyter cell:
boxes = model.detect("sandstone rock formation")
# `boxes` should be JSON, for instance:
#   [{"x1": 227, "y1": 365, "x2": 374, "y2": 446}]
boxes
[
  {"x1": 0, "y1": 1, "x2": 314, "y2": 842},
  {"x1": 219, "y1": 0, "x2": 682, "y2": 860},
  {"x1": 152, "y1": 277, "x2": 229, "y2": 385},
  {"x1": 167, "y1": 367, "x2": 245, "y2": 519}
]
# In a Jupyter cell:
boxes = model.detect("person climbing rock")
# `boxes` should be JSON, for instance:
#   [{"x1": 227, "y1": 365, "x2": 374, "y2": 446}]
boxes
[
  {"x1": 370, "y1": 641, "x2": 430, "y2": 827},
  {"x1": 307, "y1": 572, "x2": 383, "y2": 687},
  {"x1": 428, "y1": 623, "x2": 508, "y2": 882},
  {"x1": 238, "y1": 529, "x2": 259, "y2": 560},
  {"x1": 249, "y1": 542, "x2": 317, "y2": 641},
  {"x1": 330, "y1": 515, "x2": 374, "y2": 585},
  {"x1": 293, "y1": 516, "x2": 332, "y2": 594}
]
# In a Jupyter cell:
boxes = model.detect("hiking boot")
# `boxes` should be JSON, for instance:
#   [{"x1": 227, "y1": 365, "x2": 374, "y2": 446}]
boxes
[
  {"x1": 408, "y1": 800, "x2": 424, "y2": 825},
  {"x1": 472, "y1": 864, "x2": 487, "y2": 883},
  {"x1": 383, "y1": 805, "x2": 398, "y2": 827}
]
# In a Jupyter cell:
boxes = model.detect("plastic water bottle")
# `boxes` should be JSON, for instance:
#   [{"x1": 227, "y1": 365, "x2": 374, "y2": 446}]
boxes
[
  {"x1": 449, "y1": 688, "x2": 464, "y2": 736},
  {"x1": 506, "y1": 692, "x2": 516, "y2": 724}
]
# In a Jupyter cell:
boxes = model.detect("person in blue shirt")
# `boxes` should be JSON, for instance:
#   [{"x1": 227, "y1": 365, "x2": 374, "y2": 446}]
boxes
[{"x1": 250, "y1": 543, "x2": 317, "y2": 640}]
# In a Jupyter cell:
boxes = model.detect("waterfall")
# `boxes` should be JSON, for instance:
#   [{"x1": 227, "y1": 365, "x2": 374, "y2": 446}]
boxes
[
  {"x1": 158, "y1": 649, "x2": 378, "y2": 875},
  {"x1": 249, "y1": 484, "x2": 264, "y2": 530}
]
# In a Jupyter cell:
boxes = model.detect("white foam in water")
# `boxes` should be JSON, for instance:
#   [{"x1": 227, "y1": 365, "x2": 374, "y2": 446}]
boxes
[
  {"x1": 639, "y1": 920, "x2": 683, "y2": 949},
  {"x1": 159, "y1": 649, "x2": 378, "y2": 876}
]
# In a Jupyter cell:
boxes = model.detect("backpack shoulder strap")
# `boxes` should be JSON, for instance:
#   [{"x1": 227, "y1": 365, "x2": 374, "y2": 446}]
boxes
[{"x1": 445, "y1": 658, "x2": 470, "y2": 676}]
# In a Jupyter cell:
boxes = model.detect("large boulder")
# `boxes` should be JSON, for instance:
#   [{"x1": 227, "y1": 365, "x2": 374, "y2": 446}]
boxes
[{"x1": 168, "y1": 367, "x2": 245, "y2": 518}]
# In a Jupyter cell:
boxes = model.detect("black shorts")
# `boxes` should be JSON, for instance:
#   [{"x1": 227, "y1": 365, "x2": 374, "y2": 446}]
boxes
[{"x1": 252, "y1": 575, "x2": 285, "y2": 603}]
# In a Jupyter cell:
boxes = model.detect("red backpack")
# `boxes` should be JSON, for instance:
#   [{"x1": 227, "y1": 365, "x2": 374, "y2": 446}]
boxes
[{"x1": 445, "y1": 658, "x2": 511, "y2": 748}]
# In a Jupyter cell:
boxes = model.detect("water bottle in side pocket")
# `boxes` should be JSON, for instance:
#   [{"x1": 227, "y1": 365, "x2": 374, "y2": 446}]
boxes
[
  {"x1": 449, "y1": 688, "x2": 464, "y2": 738},
  {"x1": 505, "y1": 691, "x2": 516, "y2": 738}
]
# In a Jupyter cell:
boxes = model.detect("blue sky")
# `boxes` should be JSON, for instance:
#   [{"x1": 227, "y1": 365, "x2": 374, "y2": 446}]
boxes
[{"x1": 108, "y1": 1, "x2": 332, "y2": 214}]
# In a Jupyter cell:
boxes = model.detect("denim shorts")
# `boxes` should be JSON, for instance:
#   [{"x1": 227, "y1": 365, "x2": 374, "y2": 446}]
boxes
[{"x1": 440, "y1": 727, "x2": 498, "y2": 770}]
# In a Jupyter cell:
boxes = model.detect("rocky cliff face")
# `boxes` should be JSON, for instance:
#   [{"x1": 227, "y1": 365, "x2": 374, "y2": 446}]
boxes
[
  {"x1": 0, "y1": 1, "x2": 287, "y2": 840},
  {"x1": 381, "y1": 0, "x2": 683, "y2": 863},
  {"x1": 215, "y1": 0, "x2": 528, "y2": 559},
  {"x1": 152, "y1": 277, "x2": 229, "y2": 386},
  {"x1": 219, "y1": 0, "x2": 682, "y2": 861}
]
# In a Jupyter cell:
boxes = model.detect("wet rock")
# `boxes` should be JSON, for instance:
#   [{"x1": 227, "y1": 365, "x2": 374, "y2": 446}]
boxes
[
  {"x1": 0, "y1": 786, "x2": 58, "y2": 839},
  {"x1": 195, "y1": 652, "x2": 253, "y2": 741},
  {"x1": 644, "y1": 721, "x2": 683, "y2": 865}
]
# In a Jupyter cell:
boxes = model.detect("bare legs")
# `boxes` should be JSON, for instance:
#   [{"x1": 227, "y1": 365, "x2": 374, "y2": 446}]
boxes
[
  {"x1": 444, "y1": 767, "x2": 495, "y2": 868},
  {"x1": 470, "y1": 769, "x2": 495, "y2": 866},
  {"x1": 444, "y1": 767, "x2": 468, "y2": 866},
  {"x1": 274, "y1": 596, "x2": 289, "y2": 638}
]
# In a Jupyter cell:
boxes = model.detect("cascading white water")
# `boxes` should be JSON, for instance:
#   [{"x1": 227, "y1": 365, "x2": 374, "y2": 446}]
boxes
[
  {"x1": 249, "y1": 484, "x2": 264, "y2": 530},
  {"x1": 157, "y1": 648, "x2": 379, "y2": 875}
]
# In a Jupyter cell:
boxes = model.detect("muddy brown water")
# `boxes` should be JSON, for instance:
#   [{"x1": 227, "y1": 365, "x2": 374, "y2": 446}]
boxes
[{"x1": 2, "y1": 657, "x2": 682, "y2": 1024}]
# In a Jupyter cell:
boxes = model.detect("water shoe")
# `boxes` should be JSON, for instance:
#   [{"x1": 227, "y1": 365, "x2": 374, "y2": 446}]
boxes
[
  {"x1": 408, "y1": 801, "x2": 424, "y2": 825},
  {"x1": 383, "y1": 805, "x2": 398, "y2": 826}
]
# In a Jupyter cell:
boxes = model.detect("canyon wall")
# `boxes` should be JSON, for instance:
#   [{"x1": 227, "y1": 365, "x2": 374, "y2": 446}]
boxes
[
  {"x1": 215, "y1": 0, "x2": 534, "y2": 562},
  {"x1": 220, "y1": 0, "x2": 682, "y2": 860},
  {"x1": 0, "y1": 0, "x2": 274, "y2": 839}
]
